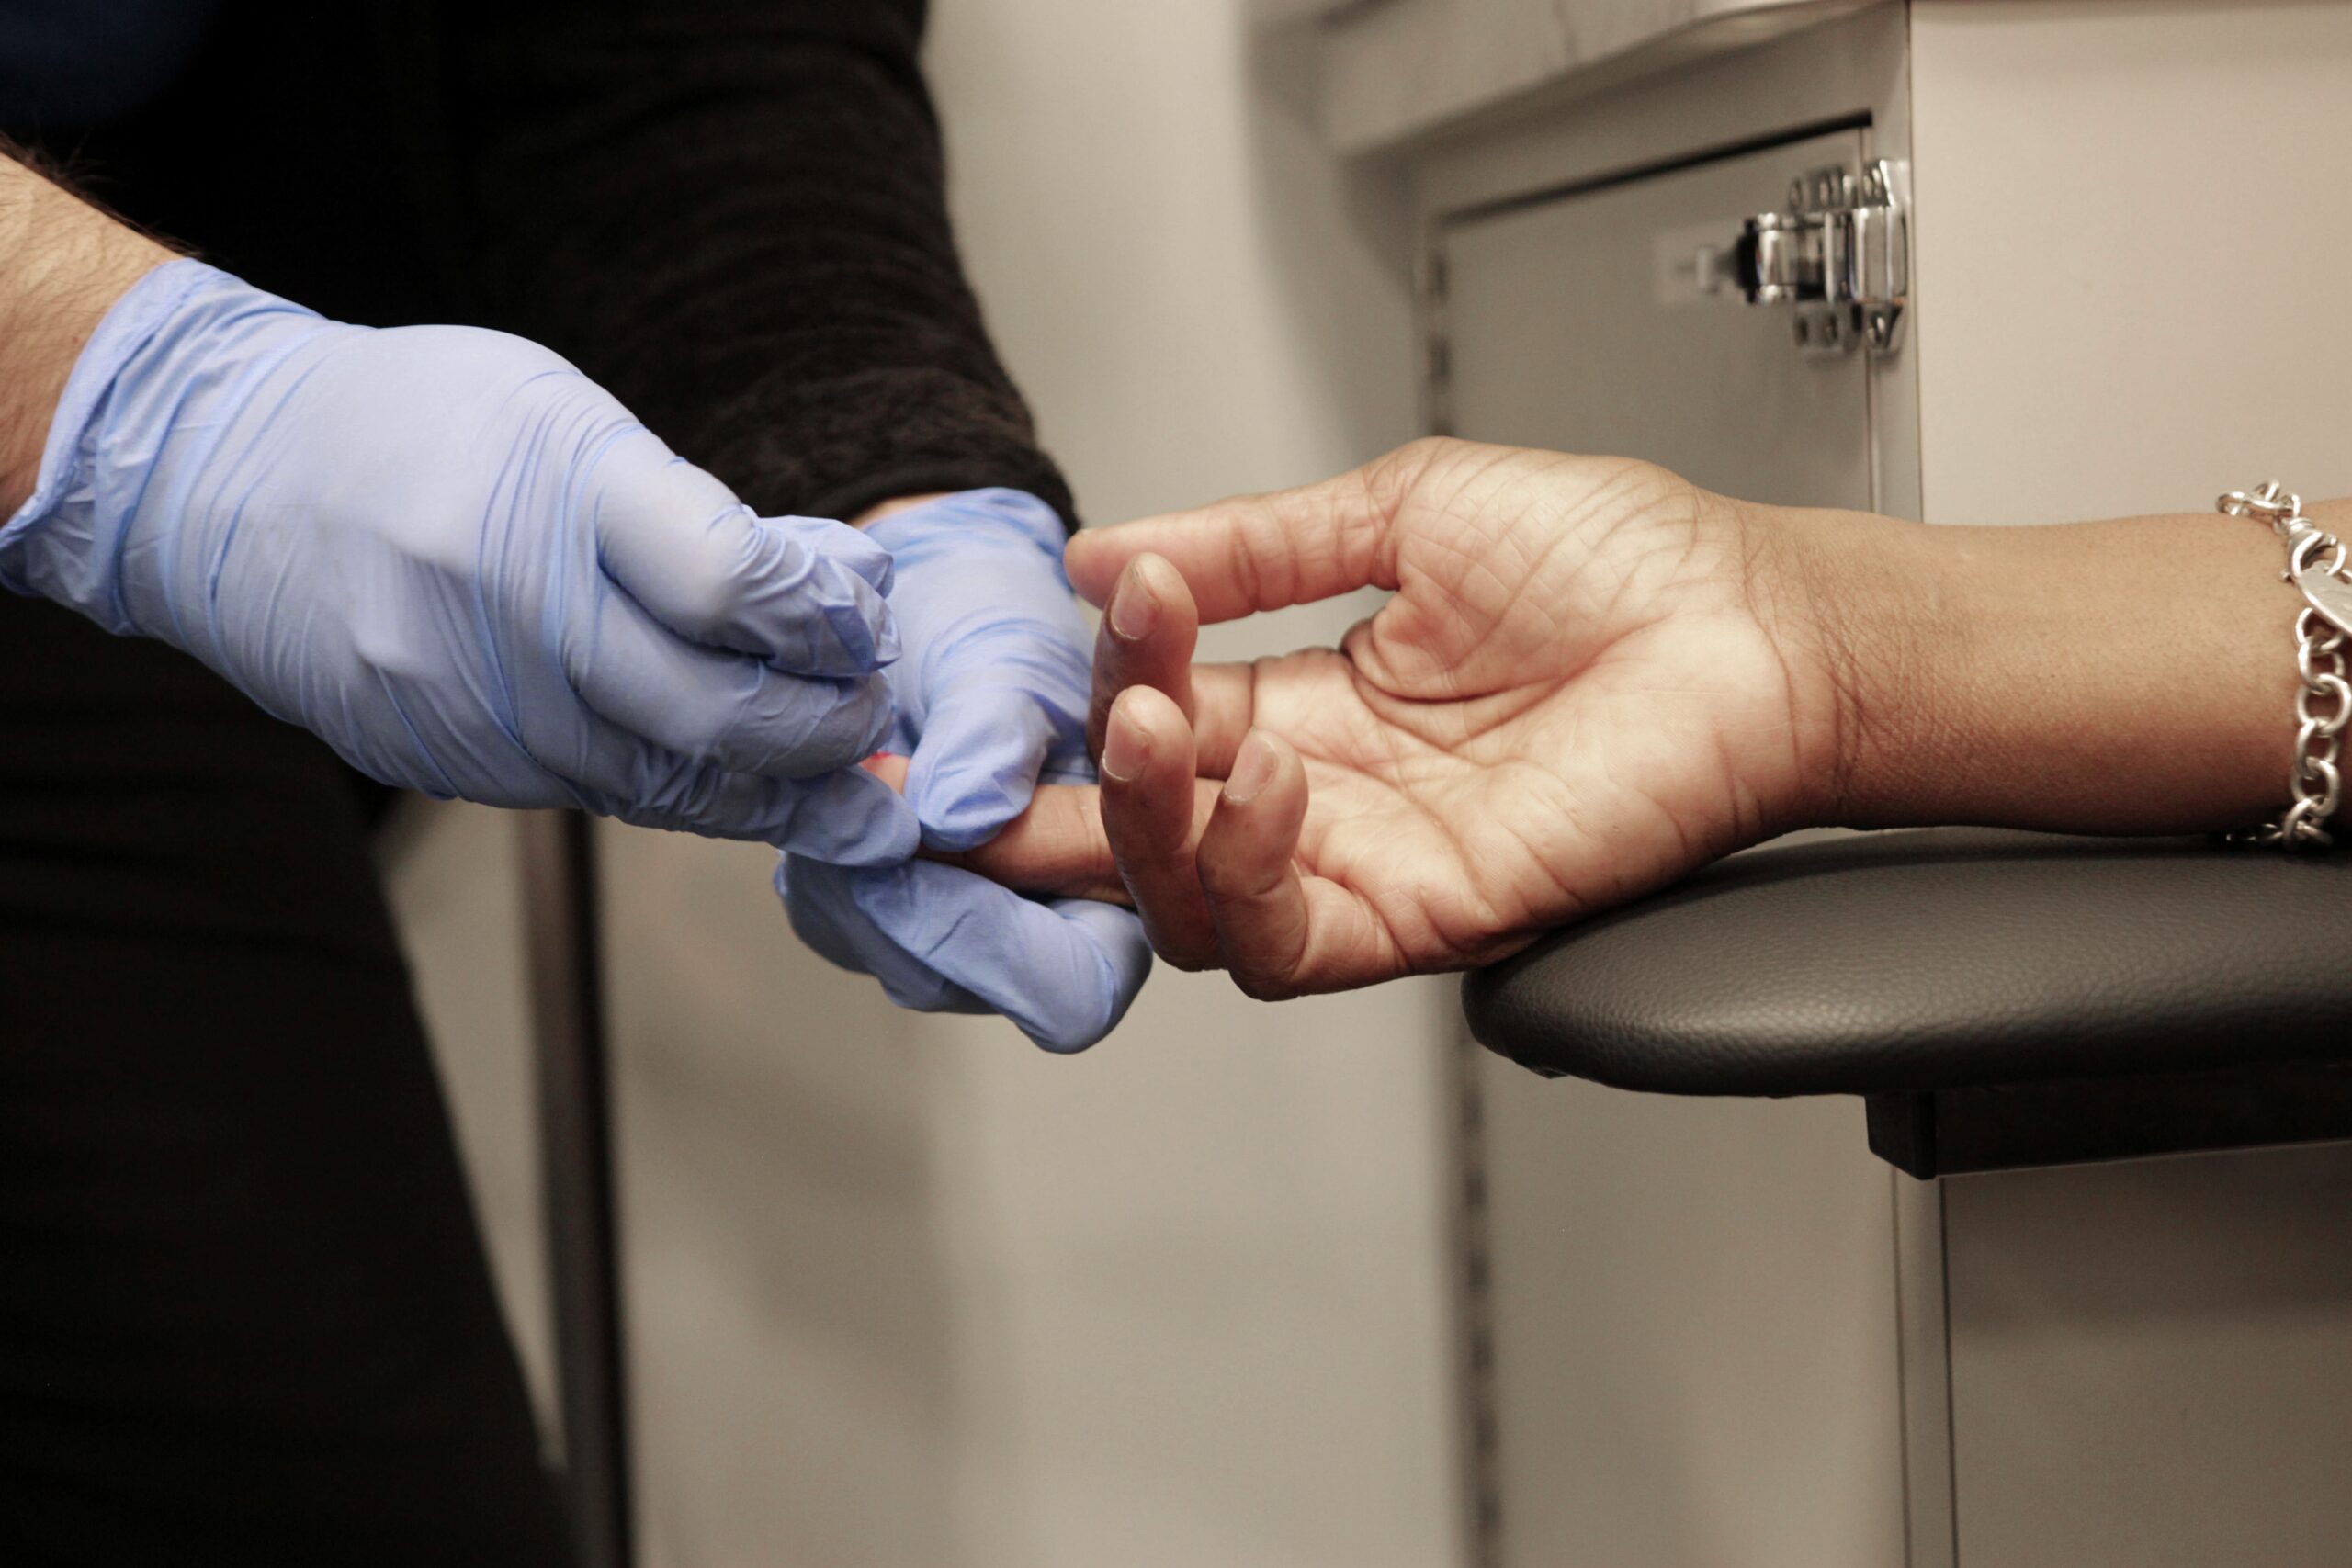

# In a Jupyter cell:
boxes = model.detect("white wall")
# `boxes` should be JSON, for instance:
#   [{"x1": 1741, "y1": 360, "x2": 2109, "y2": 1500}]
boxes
[
  {"x1": 392, "y1": 3, "x2": 1461, "y2": 1565},
  {"x1": 1907, "y1": 0, "x2": 2352, "y2": 523}
]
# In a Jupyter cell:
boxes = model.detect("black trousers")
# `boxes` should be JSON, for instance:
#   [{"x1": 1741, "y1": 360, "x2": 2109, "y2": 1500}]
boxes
[{"x1": 0, "y1": 595, "x2": 573, "y2": 1564}]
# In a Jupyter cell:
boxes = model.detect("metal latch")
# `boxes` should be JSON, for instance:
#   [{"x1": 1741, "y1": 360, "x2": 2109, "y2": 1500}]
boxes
[{"x1": 1695, "y1": 159, "x2": 1910, "y2": 357}]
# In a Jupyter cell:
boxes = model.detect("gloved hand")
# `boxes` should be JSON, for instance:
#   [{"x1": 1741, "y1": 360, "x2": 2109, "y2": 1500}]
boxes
[
  {"x1": 0, "y1": 260, "x2": 914, "y2": 860},
  {"x1": 778, "y1": 491, "x2": 1150, "y2": 1051}
]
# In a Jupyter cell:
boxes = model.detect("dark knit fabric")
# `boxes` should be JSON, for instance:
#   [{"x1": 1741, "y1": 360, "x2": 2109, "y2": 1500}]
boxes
[
  {"x1": 460, "y1": 1, "x2": 1077, "y2": 526},
  {"x1": 10, "y1": 0, "x2": 1076, "y2": 529}
]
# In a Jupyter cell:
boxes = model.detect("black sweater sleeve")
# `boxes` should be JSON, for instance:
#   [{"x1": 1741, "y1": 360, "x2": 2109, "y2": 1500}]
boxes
[{"x1": 450, "y1": 0, "x2": 1076, "y2": 528}]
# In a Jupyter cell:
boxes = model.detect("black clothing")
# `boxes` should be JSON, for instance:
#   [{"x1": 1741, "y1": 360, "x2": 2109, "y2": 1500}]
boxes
[
  {"x1": 1, "y1": 1, "x2": 1067, "y2": 1560},
  {"x1": 42, "y1": 0, "x2": 1077, "y2": 525},
  {"x1": 0, "y1": 604, "x2": 575, "y2": 1568},
  {"x1": 466, "y1": 3, "x2": 1079, "y2": 528}
]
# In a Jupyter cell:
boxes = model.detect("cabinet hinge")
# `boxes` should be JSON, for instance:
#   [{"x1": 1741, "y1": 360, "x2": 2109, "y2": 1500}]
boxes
[{"x1": 1696, "y1": 158, "x2": 1911, "y2": 358}]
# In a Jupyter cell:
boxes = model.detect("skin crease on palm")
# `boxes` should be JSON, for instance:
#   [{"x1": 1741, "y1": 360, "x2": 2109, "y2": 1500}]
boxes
[{"x1": 907, "y1": 438, "x2": 1849, "y2": 998}]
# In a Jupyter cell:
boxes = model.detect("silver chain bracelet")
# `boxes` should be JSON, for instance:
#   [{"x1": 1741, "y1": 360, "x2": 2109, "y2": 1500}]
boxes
[{"x1": 2219, "y1": 480, "x2": 2352, "y2": 850}]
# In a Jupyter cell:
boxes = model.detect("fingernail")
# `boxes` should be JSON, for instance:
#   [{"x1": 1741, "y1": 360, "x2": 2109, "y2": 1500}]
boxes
[
  {"x1": 1101, "y1": 705, "x2": 1151, "y2": 782},
  {"x1": 1109, "y1": 561, "x2": 1160, "y2": 642},
  {"x1": 1224, "y1": 732, "x2": 1278, "y2": 805}
]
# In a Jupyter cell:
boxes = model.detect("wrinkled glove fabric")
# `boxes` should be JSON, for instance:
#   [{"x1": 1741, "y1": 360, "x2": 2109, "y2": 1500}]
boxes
[
  {"x1": 779, "y1": 491, "x2": 1150, "y2": 1051},
  {"x1": 0, "y1": 260, "x2": 915, "y2": 861}
]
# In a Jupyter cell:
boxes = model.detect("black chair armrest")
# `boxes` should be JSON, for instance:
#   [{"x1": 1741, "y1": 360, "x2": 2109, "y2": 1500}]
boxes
[{"x1": 1462, "y1": 829, "x2": 2352, "y2": 1174}]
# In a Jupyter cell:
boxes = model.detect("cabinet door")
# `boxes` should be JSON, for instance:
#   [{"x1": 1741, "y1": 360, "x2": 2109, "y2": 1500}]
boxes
[{"x1": 1441, "y1": 130, "x2": 1905, "y2": 1568}]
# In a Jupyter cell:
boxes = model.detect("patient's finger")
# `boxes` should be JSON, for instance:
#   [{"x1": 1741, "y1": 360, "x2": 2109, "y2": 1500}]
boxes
[
  {"x1": 1065, "y1": 457, "x2": 1414, "y2": 622},
  {"x1": 1088, "y1": 553, "x2": 1197, "y2": 761},
  {"x1": 863, "y1": 754, "x2": 1129, "y2": 904},
  {"x1": 1100, "y1": 685, "x2": 1224, "y2": 967},
  {"x1": 1196, "y1": 731, "x2": 1402, "y2": 998},
  {"x1": 1194, "y1": 730, "x2": 1312, "y2": 995},
  {"x1": 862, "y1": 752, "x2": 913, "y2": 792},
  {"x1": 1182, "y1": 664, "x2": 1259, "y2": 778},
  {"x1": 1083, "y1": 551, "x2": 1265, "y2": 777},
  {"x1": 945, "y1": 785, "x2": 1131, "y2": 904}
]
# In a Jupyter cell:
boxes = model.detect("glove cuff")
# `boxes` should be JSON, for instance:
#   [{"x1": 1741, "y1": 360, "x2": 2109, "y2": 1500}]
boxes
[
  {"x1": 0, "y1": 258, "x2": 211, "y2": 606},
  {"x1": 0, "y1": 259, "x2": 330, "y2": 630}
]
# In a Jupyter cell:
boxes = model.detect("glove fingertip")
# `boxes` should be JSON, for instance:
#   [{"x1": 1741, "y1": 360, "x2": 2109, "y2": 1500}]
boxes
[
  {"x1": 817, "y1": 558, "x2": 900, "y2": 669},
  {"x1": 997, "y1": 903, "x2": 1149, "y2": 1055},
  {"x1": 742, "y1": 517, "x2": 898, "y2": 673},
  {"x1": 1028, "y1": 902, "x2": 1153, "y2": 1053},
  {"x1": 870, "y1": 613, "x2": 903, "y2": 668},
  {"x1": 807, "y1": 570, "x2": 897, "y2": 674}
]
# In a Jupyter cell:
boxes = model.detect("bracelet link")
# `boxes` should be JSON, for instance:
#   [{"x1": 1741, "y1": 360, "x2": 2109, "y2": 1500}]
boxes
[{"x1": 2222, "y1": 480, "x2": 2352, "y2": 851}]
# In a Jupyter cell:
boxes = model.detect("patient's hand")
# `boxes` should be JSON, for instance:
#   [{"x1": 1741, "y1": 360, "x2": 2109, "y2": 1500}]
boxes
[
  {"x1": 936, "y1": 438, "x2": 2334, "y2": 1002},
  {"x1": 1017, "y1": 438, "x2": 1849, "y2": 998}
]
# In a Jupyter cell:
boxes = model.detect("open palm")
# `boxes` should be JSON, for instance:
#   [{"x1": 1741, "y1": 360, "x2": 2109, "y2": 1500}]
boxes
[{"x1": 1050, "y1": 439, "x2": 1846, "y2": 998}]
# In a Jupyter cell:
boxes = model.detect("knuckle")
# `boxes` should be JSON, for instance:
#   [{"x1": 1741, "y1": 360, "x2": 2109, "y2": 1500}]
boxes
[
  {"x1": 1225, "y1": 523, "x2": 1272, "y2": 609},
  {"x1": 1382, "y1": 436, "x2": 1464, "y2": 495}
]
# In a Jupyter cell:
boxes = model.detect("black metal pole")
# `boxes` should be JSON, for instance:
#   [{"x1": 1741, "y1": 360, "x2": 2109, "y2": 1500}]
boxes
[{"x1": 521, "y1": 809, "x2": 634, "y2": 1568}]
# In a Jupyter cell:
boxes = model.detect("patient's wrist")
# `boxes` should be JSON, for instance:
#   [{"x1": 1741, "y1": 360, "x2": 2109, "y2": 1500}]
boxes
[{"x1": 1820, "y1": 503, "x2": 2319, "y2": 837}]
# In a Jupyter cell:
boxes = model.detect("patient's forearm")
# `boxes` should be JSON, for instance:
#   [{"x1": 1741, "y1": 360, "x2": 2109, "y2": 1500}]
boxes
[
  {"x1": 1810, "y1": 499, "x2": 2348, "y2": 837},
  {"x1": 0, "y1": 153, "x2": 173, "y2": 517}
]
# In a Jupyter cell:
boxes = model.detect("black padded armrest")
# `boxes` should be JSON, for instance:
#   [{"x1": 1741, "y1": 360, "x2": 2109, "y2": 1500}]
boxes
[{"x1": 1463, "y1": 829, "x2": 2352, "y2": 1173}]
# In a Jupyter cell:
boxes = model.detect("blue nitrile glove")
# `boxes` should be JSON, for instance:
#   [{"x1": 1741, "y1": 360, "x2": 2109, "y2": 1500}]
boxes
[
  {"x1": 870, "y1": 489, "x2": 1101, "y2": 847},
  {"x1": 784, "y1": 856, "x2": 1153, "y2": 1052},
  {"x1": 0, "y1": 259, "x2": 914, "y2": 860},
  {"x1": 778, "y1": 491, "x2": 1150, "y2": 1052}
]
